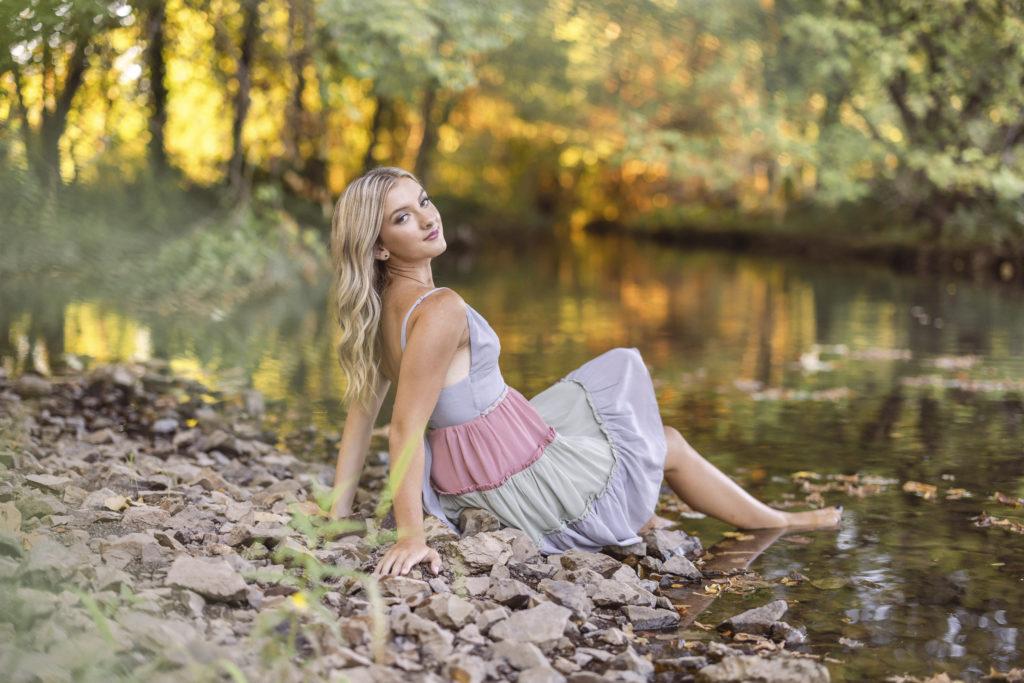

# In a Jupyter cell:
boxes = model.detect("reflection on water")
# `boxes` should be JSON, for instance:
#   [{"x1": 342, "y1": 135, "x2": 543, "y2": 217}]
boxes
[{"x1": 4, "y1": 233, "x2": 1024, "y2": 679}]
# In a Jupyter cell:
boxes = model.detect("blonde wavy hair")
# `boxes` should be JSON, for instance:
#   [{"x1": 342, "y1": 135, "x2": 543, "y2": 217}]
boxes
[{"x1": 331, "y1": 167, "x2": 419, "y2": 407}]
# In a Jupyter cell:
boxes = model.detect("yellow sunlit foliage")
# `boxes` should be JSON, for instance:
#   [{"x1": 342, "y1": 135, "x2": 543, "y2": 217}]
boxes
[{"x1": 64, "y1": 303, "x2": 152, "y2": 363}]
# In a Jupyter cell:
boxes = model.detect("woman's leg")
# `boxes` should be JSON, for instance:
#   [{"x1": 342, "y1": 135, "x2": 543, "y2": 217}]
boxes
[{"x1": 660, "y1": 426, "x2": 841, "y2": 529}]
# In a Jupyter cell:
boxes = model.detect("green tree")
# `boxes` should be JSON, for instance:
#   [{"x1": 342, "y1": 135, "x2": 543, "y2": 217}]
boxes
[{"x1": 0, "y1": 0, "x2": 129, "y2": 193}]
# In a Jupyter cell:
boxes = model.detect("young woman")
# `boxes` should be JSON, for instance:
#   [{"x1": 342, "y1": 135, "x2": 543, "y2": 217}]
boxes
[{"x1": 329, "y1": 167, "x2": 840, "y2": 577}]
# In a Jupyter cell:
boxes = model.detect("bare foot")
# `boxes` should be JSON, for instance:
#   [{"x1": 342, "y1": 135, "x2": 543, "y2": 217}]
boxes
[{"x1": 775, "y1": 505, "x2": 842, "y2": 529}]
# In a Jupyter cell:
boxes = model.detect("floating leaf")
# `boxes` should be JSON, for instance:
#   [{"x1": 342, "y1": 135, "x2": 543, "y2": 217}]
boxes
[
  {"x1": 902, "y1": 481, "x2": 937, "y2": 500},
  {"x1": 992, "y1": 492, "x2": 1023, "y2": 508},
  {"x1": 945, "y1": 488, "x2": 971, "y2": 500},
  {"x1": 972, "y1": 513, "x2": 1024, "y2": 534}
]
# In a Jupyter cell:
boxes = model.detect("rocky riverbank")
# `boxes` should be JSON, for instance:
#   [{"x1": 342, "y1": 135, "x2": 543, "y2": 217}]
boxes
[{"x1": 0, "y1": 362, "x2": 833, "y2": 682}]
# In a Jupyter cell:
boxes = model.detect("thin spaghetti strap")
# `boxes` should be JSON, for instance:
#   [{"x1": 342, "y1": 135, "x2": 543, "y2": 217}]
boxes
[{"x1": 400, "y1": 287, "x2": 446, "y2": 350}]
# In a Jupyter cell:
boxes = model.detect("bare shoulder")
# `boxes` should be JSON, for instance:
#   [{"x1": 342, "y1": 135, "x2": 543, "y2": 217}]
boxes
[{"x1": 407, "y1": 288, "x2": 467, "y2": 335}]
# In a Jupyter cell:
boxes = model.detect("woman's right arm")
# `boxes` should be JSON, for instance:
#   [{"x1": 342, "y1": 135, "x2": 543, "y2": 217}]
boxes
[{"x1": 330, "y1": 375, "x2": 390, "y2": 518}]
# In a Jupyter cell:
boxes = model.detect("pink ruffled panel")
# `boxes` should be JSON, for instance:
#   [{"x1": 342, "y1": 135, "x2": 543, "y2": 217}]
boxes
[{"x1": 427, "y1": 387, "x2": 556, "y2": 495}]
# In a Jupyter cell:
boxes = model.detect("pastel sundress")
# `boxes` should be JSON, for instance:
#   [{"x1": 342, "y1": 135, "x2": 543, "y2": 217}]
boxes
[{"x1": 406, "y1": 288, "x2": 667, "y2": 553}]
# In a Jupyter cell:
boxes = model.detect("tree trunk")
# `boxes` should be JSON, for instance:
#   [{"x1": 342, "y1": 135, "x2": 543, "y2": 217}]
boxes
[
  {"x1": 413, "y1": 85, "x2": 437, "y2": 186},
  {"x1": 145, "y1": 0, "x2": 169, "y2": 175},
  {"x1": 362, "y1": 96, "x2": 391, "y2": 174},
  {"x1": 37, "y1": 33, "x2": 89, "y2": 194},
  {"x1": 229, "y1": 0, "x2": 259, "y2": 202}
]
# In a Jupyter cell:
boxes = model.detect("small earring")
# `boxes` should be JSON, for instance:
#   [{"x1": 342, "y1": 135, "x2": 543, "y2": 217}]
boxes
[{"x1": 380, "y1": 251, "x2": 389, "y2": 260}]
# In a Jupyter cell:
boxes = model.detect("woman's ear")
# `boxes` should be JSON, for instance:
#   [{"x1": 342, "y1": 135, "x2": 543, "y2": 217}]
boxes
[{"x1": 374, "y1": 245, "x2": 390, "y2": 261}]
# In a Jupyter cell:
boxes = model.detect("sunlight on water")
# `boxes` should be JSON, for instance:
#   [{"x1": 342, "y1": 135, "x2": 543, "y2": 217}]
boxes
[{"x1": 3, "y1": 233, "x2": 1024, "y2": 679}]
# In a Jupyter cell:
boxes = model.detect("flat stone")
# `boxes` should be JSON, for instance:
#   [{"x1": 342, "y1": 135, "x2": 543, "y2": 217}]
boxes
[
  {"x1": 489, "y1": 601, "x2": 571, "y2": 643},
  {"x1": 25, "y1": 474, "x2": 74, "y2": 493},
  {"x1": 0, "y1": 501, "x2": 22, "y2": 533},
  {"x1": 537, "y1": 578, "x2": 593, "y2": 619},
  {"x1": 443, "y1": 653, "x2": 487, "y2": 683},
  {"x1": 15, "y1": 490, "x2": 67, "y2": 519},
  {"x1": 83, "y1": 428, "x2": 116, "y2": 445},
  {"x1": 695, "y1": 654, "x2": 831, "y2": 683},
  {"x1": 121, "y1": 505, "x2": 171, "y2": 528},
  {"x1": 458, "y1": 507, "x2": 502, "y2": 536},
  {"x1": 454, "y1": 530, "x2": 514, "y2": 572},
  {"x1": 151, "y1": 418, "x2": 179, "y2": 436},
  {"x1": 621, "y1": 605, "x2": 680, "y2": 631},
  {"x1": 642, "y1": 528, "x2": 702, "y2": 561},
  {"x1": 378, "y1": 575, "x2": 431, "y2": 600},
  {"x1": 519, "y1": 667, "x2": 568, "y2": 683},
  {"x1": 717, "y1": 599, "x2": 788, "y2": 636},
  {"x1": 487, "y1": 577, "x2": 536, "y2": 608},
  {"x1": 490, "y1": 640, "x2": 549, "y2": 670},
  {"x1": 609, "y1": 646, "x2": 654, "y2": 679},
  {"x1": 13, "y1": 374, "x2": 52, "y2": 398},
  {"x1": 559, "y1": 547, "x2": 622, "y2": 578},
  {"x1": 0, "y1": 529, "x2": 24, "y2": 559},
  {"x1": 476, "y1": 605, "x2": 510, "y2": 634},
  {"x1": 662, "y1": 554, "x2": 702, "y2": 580},
  {"x1": 390, "y1": 610, "x2": 454, "y2": 661},
  {"x1": 591, "y1": 579, "x2": 655, "y2": 608},
  {"x1": 165, "y1": 555, "x2": 248, "y2": 602},
  {"x1": 603, "y1": 541, "x2": 647, "y2": 560},
  {"x1": 415, "y1": 592, "x2": 478, "y2": 630},
  {"x1": 423, "y1": 515, "x2": 459, "y2": 544}
]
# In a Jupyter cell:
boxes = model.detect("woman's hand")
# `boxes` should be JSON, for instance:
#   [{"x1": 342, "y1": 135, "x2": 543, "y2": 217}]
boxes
[{"x1": 373, "y1": 535, "x2": 441, "y2": 576}]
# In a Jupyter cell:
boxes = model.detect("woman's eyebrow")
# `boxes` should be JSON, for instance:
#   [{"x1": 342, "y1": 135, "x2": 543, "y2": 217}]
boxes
[{"x1": 388, "y1": 190, "x2": 427, "y2": 220}]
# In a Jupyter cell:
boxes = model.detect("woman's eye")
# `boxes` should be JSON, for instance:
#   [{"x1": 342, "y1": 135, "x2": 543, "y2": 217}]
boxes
[
  {"x1": 397, "y1": 214, "x2": 408, "y2": 224},
  {"x1": 420, "y1": 196, "x2": 430, "y2": 207}
]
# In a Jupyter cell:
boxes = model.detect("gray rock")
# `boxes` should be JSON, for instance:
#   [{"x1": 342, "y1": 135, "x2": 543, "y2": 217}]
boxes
[
  {"x1": 537, "y1": 578, "x2": 593, "y2": 619},
  {"x1": 717, "y1": 599, "x2": 788, "y2": 636},
  {"x1": 456, "y1": 623, "x2": 487, "y2": 645},
  {"x1": 463, "y1": 575, "x2": 491, "y2": 596},
  {"x1": 454, "y1": 531, "x2": 514, "y2": 572},
  {"x1": 487, "y1": 577, "x2": 536, "y2": 609},
  {"x1": 0, "y1": 529, "x2": 25, "y2": 559},
  {"x1": 391, "y1": 610, "x2": 454, "y2": 661},
  {"x1": 415, "y1": 593, "x2": 478, "y2": 629},
  {"x1": 165, "y1": 555, "x2": 248, "y2": 602},
  {"x1": 24, "y1": 474, "x2": 74, "y2": 493},
  {"x1": 609, "y1": 646, "x2": 655, "y2": 679},
  {"x1": 13, "y1": 374, "x2": 52, "y2": 398},
  {"x1": 332, "y1": 665, "x2": 406, "y2": 683},
  {"x1": 696, "y1": 654, "x2": 830, "y2": 682},
  {"x1": 458, "y1": 507, "x2": 502, "y2": 536},
  {"x1": 378, "y1": 575, "x2": 431, "y2": 601},
  {"x1": 489, "y1": 602, "x2": 571, "y2": 643},
  {"x1": 662, "y1": 554, "x2": 702, "y2": 580},
  {"x1": 642, "y1": 528, "x2": 703, "y2": 561},
  {"x1": 621, "y1": 605, "x2": 680, "y2": 630},
  {"x1": 16, "y1": 490, "x2": 68, "y2": 518},
  {"x1": 604, "y1": 541, "x2": 647, "y2": 560},
  {"x1": 590, "y1": 579, "x2": 655, "y2": 608},
  {"x1": 423, "y1": 515, "x2": 459, "y2": 544},
  {"x1": 657, "y1": 656, "x2": 709, "y2": 670},
  {"x1": 638, "y1": 556, "x2": 662, "y2": 573},
  {"x1": 476, "y1": 605, "x2": 510, "y2": 634},
  {"x1": 443, "y1": 653, "x2": 487, "y2": 683},
  {"x1": 510, "y1": 560, "x2": 558, "y2": 582},
  {"x1": 80, "y1": 488, "x2": 119, "y2": 510},
  {"x1": 519, "y1": 666, "x2": 567, "y2": 683},
  {"x1": 151, "y1": 418, "x2": 179, "y2": 436},
  {"x1": 490, "y1": 639, "x2": 548, "y2": 670},
  {"x1": 21, "y1": 539, "x2": 78, "y2": 583},
  {"x1": 559, "y1": 547, "x2": 622, "y2": 578},
  {"x1": 600, "y1": 627, "x2": 629, "y2": 646},
  {"x1": 121, "y1": 505, "x2": 171, "y2": 528},
  {"x1": 770, "y1": 620, "x2": 807, "y2": 647}
]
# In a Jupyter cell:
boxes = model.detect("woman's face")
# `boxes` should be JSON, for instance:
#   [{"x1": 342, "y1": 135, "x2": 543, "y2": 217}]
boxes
[{"x1": 376, "y1": 177, "x2": 445, "y2": 263}]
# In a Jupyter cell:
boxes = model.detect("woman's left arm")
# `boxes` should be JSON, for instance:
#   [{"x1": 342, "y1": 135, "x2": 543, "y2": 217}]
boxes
[{"x1": 374, "y1": 290, "x2": 467, "y2": 576}]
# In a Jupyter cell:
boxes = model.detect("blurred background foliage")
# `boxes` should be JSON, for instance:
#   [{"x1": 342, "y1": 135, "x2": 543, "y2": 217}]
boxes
[{"x1": 1, "y1": 0, "x2": 1023, "y2": 249}]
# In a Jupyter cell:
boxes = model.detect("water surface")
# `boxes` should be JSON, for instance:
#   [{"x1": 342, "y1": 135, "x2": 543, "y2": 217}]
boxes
[{"x1": 3, "y1": 234, "x2": 1023, "y2": 680}]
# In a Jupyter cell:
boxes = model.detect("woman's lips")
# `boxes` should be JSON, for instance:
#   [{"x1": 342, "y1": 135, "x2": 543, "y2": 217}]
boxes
[{"x1": 425, "y1": 229, "x2": 439, "y2": 241}]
